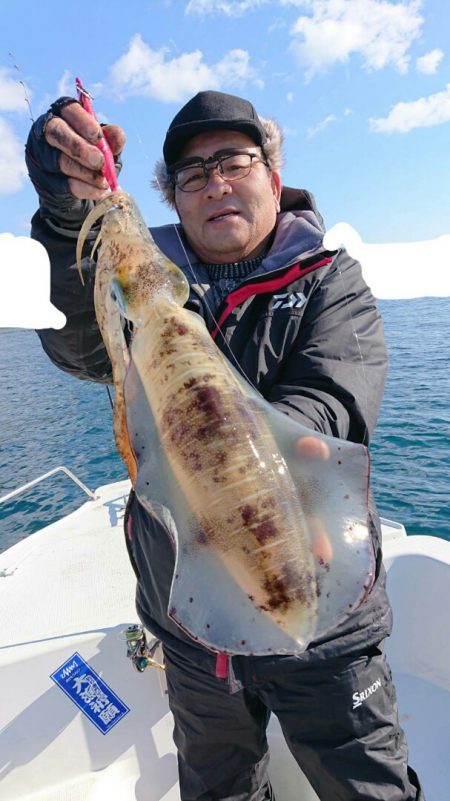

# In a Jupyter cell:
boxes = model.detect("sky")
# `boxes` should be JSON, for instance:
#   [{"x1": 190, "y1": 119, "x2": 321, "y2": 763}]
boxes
[{"x1": 0, "y1": 0, "x2": 449, "y2": 281}]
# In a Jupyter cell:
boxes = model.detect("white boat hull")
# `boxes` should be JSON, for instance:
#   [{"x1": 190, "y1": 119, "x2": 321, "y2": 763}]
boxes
[{"x1": 1, "y1": 482, "x2": 449, "y2": 800}]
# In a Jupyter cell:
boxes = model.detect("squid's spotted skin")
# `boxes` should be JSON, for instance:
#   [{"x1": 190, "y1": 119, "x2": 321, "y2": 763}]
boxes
[
  {"x1": 77, "y1": 191, "x2": 373, "y2": 654},
  {"x1": 77, "y1": 192, "x2": 188, "y2": 487}
]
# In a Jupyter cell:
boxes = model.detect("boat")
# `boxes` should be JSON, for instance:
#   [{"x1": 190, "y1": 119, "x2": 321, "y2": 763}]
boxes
[{"x1": 1, "y1": 468, "x2": 449, "y2": 801}]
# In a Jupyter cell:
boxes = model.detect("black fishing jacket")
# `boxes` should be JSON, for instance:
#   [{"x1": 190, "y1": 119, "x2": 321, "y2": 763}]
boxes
[{"x1": 31, "y1": 186, "x2": 392, "y2": 668}]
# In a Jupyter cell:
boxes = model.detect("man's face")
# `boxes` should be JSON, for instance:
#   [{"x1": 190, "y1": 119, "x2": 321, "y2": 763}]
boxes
[{"x1": 174, "y1": 130, "x2": 281, "y2": 264}]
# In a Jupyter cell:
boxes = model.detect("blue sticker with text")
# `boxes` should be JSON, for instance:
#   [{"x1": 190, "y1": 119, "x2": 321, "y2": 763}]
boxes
[{"x1": 50, "y1": 652, "x2": 129, "y2": 734}]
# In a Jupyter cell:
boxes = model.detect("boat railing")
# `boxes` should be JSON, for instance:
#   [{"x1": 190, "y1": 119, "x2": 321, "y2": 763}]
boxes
[
  {"x1": 0, "y1": 469, "x2": 407, "y2": 543},
  {"x1": 0, "y1": 466, "x2": 98, "y2": 505},
  {"x1": 379, "y1": 517, "x2": 407, "y2": 541}
]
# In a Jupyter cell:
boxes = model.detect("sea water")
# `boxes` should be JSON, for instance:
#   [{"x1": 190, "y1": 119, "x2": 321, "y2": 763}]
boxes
[{"x1": 0, "y1": 297, "x2": 449, "y2": 551}]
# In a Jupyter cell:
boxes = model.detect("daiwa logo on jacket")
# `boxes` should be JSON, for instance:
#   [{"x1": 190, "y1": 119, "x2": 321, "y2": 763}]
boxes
[{"x1": 272, "y1": 291, "x2": 307, "y2": 309}]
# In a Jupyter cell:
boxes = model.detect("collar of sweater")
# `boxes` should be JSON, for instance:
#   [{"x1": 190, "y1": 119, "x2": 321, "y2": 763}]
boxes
[{"x1": 202, "y1": 255, "x2": 264, "y2": 280}]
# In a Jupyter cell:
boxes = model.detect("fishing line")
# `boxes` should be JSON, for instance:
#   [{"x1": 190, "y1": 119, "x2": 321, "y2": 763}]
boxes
[{"x1": 8, "y1": 52, "x2": 34, "y2": 122}]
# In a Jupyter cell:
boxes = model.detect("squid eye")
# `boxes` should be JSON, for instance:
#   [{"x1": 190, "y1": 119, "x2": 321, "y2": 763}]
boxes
[{"x1": 110, "y1": 280, "x2": 127, "y2": 315}]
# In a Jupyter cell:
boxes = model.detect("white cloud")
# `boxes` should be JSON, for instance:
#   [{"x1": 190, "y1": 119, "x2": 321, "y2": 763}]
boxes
[
  {"x1": 370, "y1": 83, "x2": 450, "y2": 133},
  {"x1": 268, "y1": 17, "x2": 288, "y2": 33},
  {"x1": 57, "y1": 69, "x2": 73, "y2": 97},
  {"x1": 416, "y1": 49, "x2": 444, "y2": 75},
  {"x1": 109, "y1": 34, "x2": 262, "y2": 103},
  {"x1": 287, "y1": 92, "x2": 294, "y2": 102},
  {"x1": 286, "y1": 0, "x2": 423, "y2": 80},
  {"x1": 307, "y1": 113, "x2": 337, "y2": 137},
  {"x1": 0, "y1": 116, "x2": 28, "y2": 193},
  {"x1": 0, "y1": 66, "x2": 31, "y2": 112},
  {"x1": 186, "y1": 0, "x2": 267, "y2": 15},
  {"x1": 324, "y1": 222, "x2": 450, "y2": 299},
  {"x1": 215, "y1": 49, "x2": 264, "y2": 89}
]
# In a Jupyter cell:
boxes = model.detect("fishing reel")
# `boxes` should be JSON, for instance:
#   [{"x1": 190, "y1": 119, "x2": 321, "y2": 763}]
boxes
[{"x1": 123, "y1": 624, "x2": 165, "y2": 673}]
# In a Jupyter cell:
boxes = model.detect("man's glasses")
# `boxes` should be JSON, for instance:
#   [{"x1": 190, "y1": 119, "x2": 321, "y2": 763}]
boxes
[{"x1": 171, "y1": 149, "x2": 270, "y2": 193}]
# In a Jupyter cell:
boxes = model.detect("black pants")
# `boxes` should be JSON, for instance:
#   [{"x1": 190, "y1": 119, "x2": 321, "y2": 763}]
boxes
[{"x1": 162, "y1": 643, "x2": 425, "y2": 801}]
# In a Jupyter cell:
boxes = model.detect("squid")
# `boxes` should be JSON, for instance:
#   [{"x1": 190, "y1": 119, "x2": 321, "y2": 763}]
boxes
[{"x1": 77, "y1": 191, "x2": 375, "y2": 655}]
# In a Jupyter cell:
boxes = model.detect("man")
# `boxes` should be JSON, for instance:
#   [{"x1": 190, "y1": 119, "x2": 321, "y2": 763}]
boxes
[{"x1": 26, "y1": 90, "x2": 424, "y2": 800}]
